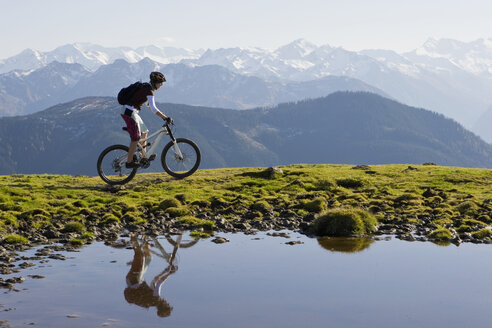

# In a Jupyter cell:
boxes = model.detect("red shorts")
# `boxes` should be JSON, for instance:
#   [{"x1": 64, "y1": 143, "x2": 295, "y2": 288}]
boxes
[{"x1": 121, "y1": 114, "x2": 140, "y2": 142}]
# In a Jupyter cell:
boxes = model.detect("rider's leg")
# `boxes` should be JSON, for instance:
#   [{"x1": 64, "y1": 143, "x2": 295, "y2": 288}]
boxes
[
  {"x1": 127, "y1": 140, "x2": 139, "y2": 163},
  {"x1": 139, "y1": 132, "x2": 148, "y2": 158},
  {"x1": 133, "y1": 112, "x2": 148, "y2": 158},
  {"x1": 121, "y1": 113, "x2": 140, "y2": 164}
]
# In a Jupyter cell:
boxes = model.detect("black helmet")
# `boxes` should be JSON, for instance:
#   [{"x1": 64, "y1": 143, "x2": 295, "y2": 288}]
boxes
[{"x1": 150, "y1": 71, "x2": 166, "y2": 84}]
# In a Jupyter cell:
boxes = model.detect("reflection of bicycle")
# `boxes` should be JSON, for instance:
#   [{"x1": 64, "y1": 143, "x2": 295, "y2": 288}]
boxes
[
  {"x1": 97, "y1": 122, "x2": 201, "y2": 185},
  {"x1": 124, "y1": 233, "x2": 199, "y2": 317}
]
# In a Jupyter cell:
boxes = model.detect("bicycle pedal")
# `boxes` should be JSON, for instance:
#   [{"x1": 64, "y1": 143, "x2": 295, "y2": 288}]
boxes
[
  {"x1": 139, "y1": 157, "x2": 151, "y2": 169},
  {"x1": 148, "y1": 154, "x2": 156, "y2": 161}
]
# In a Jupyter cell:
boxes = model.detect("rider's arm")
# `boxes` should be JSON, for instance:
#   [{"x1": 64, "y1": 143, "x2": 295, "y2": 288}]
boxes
[{"x1": 147, "y1": 95, "x2": 169, "y2": 120}]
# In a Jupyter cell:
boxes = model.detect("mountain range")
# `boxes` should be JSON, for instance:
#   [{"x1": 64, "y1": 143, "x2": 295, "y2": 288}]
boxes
[
  {"x1": 0, "y1": 59, "x2": 385, "y2": 116},
  {"x1": 1, "y1": 38, "x2": 492, "y2": 143},
  {"x1": 0, "y1": 92, "x2": 490, "y2": 176}
]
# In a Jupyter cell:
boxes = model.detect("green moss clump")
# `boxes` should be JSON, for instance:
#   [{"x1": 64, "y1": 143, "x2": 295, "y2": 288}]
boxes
[
  {"x1": 394, "y1": 193, "x2": 419, "y2": 202},
  {"x1": 462, "y1": 219, "x2": 487, "y2": 227},
  {"x1": 81, "y1": 232, "x2": 94, "y2": 239},
  {"x1": 0, "y1": 212, "x2": 19, "y2": 227},
  {"x1": 428, "y1": 227, "x2": 453, "y2": 241},
  {"x1": 3, "y1": 234, "x2": 28, "y2": 244},
  {"x1": 69, "y1": 238, "x2": 84, "y2": 246},
  {"x1": 159, "y1": 198, "x2": 181, "y2": 210},
  {"x1": 102, "y1": 213, "x2": 120, "y2": 224},
  {"x1": 301, "y1": 197, "x2": 327, "y2": 213},
  {"x1": 0, "y1": 202, "x2": 23, "y2": 211},
  {"x1": 312, "y1": 208, "x2": 378, "y2": 237},
  {"x1": 336, "y1": 178, "x2": 364, "y2": 189},
  {"x1": 122, "y1": 212, "x2": 146, "y2": 224},
  {"x1": 72, "y1": 200, "x2": 89, "y2": 208},
  {"x1": 190, "y1": 230, "x2": 214, "y2": 238},
  {"x1": 456, "y1": 201, "x2": 479, "y2": 215},
  {"x1": 250, "y1": 200, "x2": 272, "y2": 212},
  {"x1": 63, "y1": 221, "x2": 86, "y2": 233},
  {"x1": 432, "y1": 218, "x2": 453, "y2": 227},
  {"x1": 165, "y1": 207, "x2": 190, "y2": 218},
  {"x1": 179, "y1": 216, "x2": 214, "y2": 230},
  {"x1": 456, "y1": 224, "x2": 471, "y2": 233},
  {"x1": 19, "y1": 208, "x2": 51, "y2": 221},
  {"x1": 472, "y1": 228, "x2": 492, "y2": 239},
  {"x1": 309, "y1": 179, "x2": 334, "y2": 191}
]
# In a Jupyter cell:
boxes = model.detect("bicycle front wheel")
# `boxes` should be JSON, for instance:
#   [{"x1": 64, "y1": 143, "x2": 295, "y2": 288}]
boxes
[
  {"x1": 161, "y1": 138, "x2": 201, "y2": 178},
  {"x1": 97, "y1": 144, "x2": 137, "y2": 185}
]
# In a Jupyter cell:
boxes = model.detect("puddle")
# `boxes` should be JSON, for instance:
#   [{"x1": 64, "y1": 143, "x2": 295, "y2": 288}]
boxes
[{"x1": 1, "y1": 232, "x2": 492, "y2": 328}]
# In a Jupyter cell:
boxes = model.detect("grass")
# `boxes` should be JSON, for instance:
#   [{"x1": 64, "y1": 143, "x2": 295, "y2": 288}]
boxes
[
  {"x1": 3, "y1": 234, "x2": 28, "y2": 244},
  {"x1": 312, "y1": 208, "x2": 378, "y2": 236},
  {"x1": 428, "y1": 227, "x2": 453, "y2": 241},
  {"x1": 0, "y1": 164, "x2": 491, "y2": 242}
]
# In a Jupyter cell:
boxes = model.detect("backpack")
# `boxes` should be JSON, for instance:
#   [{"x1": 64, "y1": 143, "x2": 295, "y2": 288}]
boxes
[{"x1": 117, "y1": 82, "x2": 143, "y2": 105}]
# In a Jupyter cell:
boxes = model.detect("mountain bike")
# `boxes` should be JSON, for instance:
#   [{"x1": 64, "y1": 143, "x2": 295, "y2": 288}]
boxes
[{"x1": 97, "y1": 122, "x2": 201, "y2": 185}]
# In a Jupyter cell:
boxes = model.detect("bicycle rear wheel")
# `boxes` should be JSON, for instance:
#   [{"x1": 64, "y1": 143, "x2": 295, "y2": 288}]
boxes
[
  {"x1": 97, "y1": 144, "x2": 137, "y2": 185},
  {"x1": 161, "y1": 138, "x2": 201, "y2": 178}
]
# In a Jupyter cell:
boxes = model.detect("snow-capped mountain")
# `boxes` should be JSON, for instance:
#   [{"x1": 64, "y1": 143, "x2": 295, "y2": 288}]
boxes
[
  {"x1": 0, "y1": 61, "x2": 92, "y2": 116},
  {"x1": 0, "y1": 58, "x2": 385, "y2": 117},
  {"x1": 0, "y1": 43, "x2": 203, "y2": 74},
  {"x1": 1, "y1": 38, "x2": 492, "y2": 142},
  {"x1": 406, "y1": 38, "x2": 492, "y2": 77},
  {"x1": 179, "y1": 39, "x2": 492, "y2": 132}
]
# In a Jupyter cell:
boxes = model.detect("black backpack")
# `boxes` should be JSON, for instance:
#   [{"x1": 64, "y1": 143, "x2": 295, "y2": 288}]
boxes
[{"x1": 117, "y1": 82, "x2": 143, "y2": 105}]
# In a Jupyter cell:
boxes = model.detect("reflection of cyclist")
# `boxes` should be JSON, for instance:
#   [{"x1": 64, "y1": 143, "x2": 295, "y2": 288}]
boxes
[
  {"x1": 120, "y1": 72, "x2": 173, "y2": 169},
  {"x1": 125, "y1": 235, "x2": 152, "y2": 288},
  {"x1": 124, "y1": 234, "x2": 179, "y2": 317},
  {"x1": 124, "y1": 270, "x2": 175, "y2": 317}
]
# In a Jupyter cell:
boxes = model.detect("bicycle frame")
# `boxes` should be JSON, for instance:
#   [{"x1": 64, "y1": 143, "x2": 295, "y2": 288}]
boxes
[{"x1": 137, "y1": 124, "x2": 183, "y2": 160}]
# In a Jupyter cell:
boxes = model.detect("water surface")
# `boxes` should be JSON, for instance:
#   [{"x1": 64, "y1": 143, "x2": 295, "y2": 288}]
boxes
[{"x1": 2, "y1": 232, "x2": 492, "y2": 328}]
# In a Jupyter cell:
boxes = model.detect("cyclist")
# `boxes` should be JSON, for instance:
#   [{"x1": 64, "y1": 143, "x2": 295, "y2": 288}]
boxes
[{"x1": 120, "y1": 71, "x2": 173, "y2": 168}]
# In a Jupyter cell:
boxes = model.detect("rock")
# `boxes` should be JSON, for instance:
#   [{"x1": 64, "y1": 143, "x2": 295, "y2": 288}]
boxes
[
  {"x1": 35, "y1": 247, "x2": 53, "y2": 256},
  {"x1": 48, "y1": 254, "x2": 66, "y2": 260},
  {"x1": 42, "y1": 228, "x2": 61, "y2": 239},
  {"x1": 401, "y1": 234, "x2": 416, "y2": 242},
  {"x1": 302, "y1": 213, "x2": 316, "y2": 222},
  {"x1": 66, "y1": 314, "x2": 80, "y2": 319},
  {"x1": 267, "y1": 232, "x2": 291, "y2": 238},
  {"x1": 6, "y1": 276, "x2": 25, "y2": 284},
  {"x1": 233, "y1": 222, "x2": 251, "y2": 230},
  {"x1": 212, "y1": 237, "x2": 229, "y2": 244},
  {"x1": 422, "y1": 188, "x2": 437, "y2": 198},
  {"x1": 0, "y1": 255, "x2": 15, "y2": 263},
  {"x1": 265, "y1": 167, "x2": 283, "y2": 178},
  {"x1": 18, "y1": 262, "x2": 35, "y2": 269},
  {"x1": 352, "y1": 165, "x2": 371, "y2": 170},
  {"x1": 451, "y1": 236, "x2": 462, "y2": 245},
  {"x1": 285, "y1": 241, "x2": 304, "y2": 245},
  {"x1": 28, "y1": 275, "x2": 45, "y2": 279}
]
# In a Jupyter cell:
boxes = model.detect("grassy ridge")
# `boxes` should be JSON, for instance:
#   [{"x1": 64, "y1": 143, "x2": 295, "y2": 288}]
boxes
[{"x1": 1, "y1": 164, "x2": 491, "y2": 244}]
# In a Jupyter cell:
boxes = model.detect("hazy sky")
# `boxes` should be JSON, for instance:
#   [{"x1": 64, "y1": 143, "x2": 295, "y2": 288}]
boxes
[{"x1": 1, "y1": 0, "x2": 491, "y2": 59}]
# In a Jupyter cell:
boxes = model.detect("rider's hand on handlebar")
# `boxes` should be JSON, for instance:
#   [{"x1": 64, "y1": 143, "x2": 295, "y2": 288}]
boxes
[{"x1": 164, "y1": 116, "x2": 174, "y2": 125}]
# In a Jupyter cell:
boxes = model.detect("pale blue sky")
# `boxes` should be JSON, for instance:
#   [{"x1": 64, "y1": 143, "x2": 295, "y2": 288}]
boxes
[{"x1": 0, "y1": 0, "x2": 491, "y2": 58}]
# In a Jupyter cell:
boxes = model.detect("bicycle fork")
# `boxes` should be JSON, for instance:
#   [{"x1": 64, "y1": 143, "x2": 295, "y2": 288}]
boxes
[{"x1": 167, "y1": 126, "x2": 184, "y2": 160}]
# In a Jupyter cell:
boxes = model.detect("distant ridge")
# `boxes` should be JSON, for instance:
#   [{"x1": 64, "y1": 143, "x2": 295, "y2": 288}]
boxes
[{"x1": 0, "y1": 92, "x2": 490, "y2": 175}]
